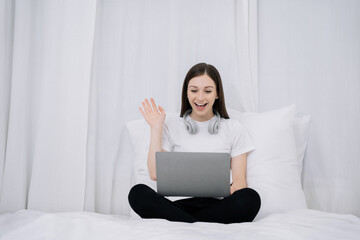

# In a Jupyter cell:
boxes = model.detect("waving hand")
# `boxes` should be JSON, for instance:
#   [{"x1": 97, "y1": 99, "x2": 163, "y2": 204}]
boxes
[{"x1": 139, "y1": 98, "x2": 166, "y2": 129}]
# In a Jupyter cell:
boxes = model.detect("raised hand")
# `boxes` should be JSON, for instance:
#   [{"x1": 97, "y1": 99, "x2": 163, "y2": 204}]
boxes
[{"x1": 139, "y1": 98, "x2": 166, "y2": 129}]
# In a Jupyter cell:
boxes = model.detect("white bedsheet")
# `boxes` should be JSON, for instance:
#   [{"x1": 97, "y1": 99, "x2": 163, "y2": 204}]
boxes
[{"x1": 0, "y1": 209, "x2": 359, "y2": 240}]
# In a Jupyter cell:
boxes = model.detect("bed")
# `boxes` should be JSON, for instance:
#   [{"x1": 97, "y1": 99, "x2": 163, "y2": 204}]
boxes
[
  {"x1": 0, "y1": 105, "x2": 359, "y2": 239},
  {"x1": 0, "y1": 209, "x2": 359, "y2": 239}
]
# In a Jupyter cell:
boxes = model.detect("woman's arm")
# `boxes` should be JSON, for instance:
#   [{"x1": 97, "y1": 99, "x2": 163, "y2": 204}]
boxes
[
  {"x1": 230, "y1": 153, "x2": 248, "y2": 194},
  {"x1": 147, "y1": 126, "x2": 165, "y2": 180},
  {"x1": 139, "y1": 98, "x2": 166, "y2": 181}
]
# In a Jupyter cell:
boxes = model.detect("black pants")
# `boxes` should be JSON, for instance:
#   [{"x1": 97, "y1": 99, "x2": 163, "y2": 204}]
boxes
[{"x1": 128, "y1": 184, "x2": 261, "y2": 224}]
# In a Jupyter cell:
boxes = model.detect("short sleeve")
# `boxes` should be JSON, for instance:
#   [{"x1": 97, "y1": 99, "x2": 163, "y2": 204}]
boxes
[
  {"x1": 230, "y1": 120, "x2": 255, "y2": 157},
  {"x1": 161, "y1": 122, "x2": 173, "y2": 152}
]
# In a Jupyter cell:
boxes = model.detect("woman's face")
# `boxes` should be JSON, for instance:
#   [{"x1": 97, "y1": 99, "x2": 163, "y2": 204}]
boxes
[{"x1": 187, "y1": 74, "x2": 218, "y2": 121}]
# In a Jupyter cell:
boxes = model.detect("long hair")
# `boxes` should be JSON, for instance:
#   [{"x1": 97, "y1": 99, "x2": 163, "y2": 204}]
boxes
[{"x1": 180, "y1": 63, "x2": 229, "y2": 119}]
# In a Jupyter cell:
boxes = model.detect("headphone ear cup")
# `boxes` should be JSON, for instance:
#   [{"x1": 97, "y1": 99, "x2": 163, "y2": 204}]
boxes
[
  {"x1": 185, "y1": 120, "x2": 192, "y2": 133},
  {"x1": 208, "y1": 118, "x2": 217, "y2": 134},
  {"x1": 212, "y1": 119, "x2": 220, "y2": 134},
  {"x1": 186, "y1": 118, "x2": 197, "y2": 134},
  {"x1": 183, "y1": 109, "x2": 198, "y2": 134},
  {"x1": 208, "y1": 118, "x2": 215, "y2": 134},
  {"x1": 208, "y1": 112, "x2": 221, "y2": 134}
]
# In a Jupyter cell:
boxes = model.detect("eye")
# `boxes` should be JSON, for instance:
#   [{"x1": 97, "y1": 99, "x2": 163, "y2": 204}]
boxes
[
  {"x1": 191, "y1": 90, "x2": 197, "y2": 93},
  {"x1": 206, "y1": 91, "x2": 212, "y2": 93}
]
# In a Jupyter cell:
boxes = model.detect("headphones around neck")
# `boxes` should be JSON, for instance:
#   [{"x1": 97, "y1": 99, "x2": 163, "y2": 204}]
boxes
[{"x1": 183, "y1": 109, "x2": 221, "y2": 134}]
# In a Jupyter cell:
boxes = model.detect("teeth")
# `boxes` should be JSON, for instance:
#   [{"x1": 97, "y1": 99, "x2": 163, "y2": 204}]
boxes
[{"x1": 196, "y1": 103, "x2": 206, "y2": 106}]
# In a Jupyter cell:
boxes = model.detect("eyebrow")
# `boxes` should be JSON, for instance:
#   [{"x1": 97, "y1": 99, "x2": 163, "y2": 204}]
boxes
[{"x1": 188, "y1": 85, "x2": 214, "y2": 89}]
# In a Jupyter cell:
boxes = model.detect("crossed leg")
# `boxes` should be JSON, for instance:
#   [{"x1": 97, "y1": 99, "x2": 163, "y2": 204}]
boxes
[{"x1": 128, "y1": 184, "x2": 261, "y2": 224}]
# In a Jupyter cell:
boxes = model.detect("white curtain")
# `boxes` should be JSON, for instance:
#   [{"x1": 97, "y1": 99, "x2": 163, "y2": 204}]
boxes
[
  {"x1": 0, "y1": 0, "x2": 258, "y2": 214},
  {"x1": 0, "y1": 0, "x2": 98, "y2": 212},
  {"x1": 258, "y1": 0, "x2": 360, "y2": 216}
]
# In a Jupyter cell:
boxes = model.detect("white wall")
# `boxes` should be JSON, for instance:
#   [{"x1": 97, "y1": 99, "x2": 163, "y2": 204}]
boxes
[{"x1": 258, "y1": 0, "x2": 360, "y2": 216}]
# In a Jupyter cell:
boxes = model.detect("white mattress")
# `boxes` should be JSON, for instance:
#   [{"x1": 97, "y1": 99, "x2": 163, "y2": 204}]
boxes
[{"x1": 0, "y1": 209, "x2": 359, "y2": 240}]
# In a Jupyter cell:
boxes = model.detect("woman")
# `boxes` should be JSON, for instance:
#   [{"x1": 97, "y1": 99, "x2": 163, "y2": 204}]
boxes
[{"x1": 128, "y1": 63, "x2": 261, "y2": 224}]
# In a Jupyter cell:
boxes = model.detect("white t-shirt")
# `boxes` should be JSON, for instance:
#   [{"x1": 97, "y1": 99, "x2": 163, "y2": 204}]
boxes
[{"x1": 161, "y1": 114, "x2": 255, "y2": 157}]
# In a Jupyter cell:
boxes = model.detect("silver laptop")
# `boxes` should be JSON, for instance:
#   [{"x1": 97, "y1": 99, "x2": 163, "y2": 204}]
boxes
[{"x1": 155, "y1": 152, "x2": 231, "y2": 197}]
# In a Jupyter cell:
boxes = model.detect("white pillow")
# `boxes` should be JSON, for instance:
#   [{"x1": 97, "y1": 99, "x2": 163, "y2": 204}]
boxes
[
  {"x1": 293, "y1": 114, "x2": 311, "y2": 177},
  {"x1": 126, "y1": 119, "x2": 154, "y2": 190},
  {"x1": 228, "y1": 108, "x2": 311, "y2": 178},
  {"x1": 228, "y1": 105, "x2": 308, "y2": 220},
  {"x1": 126, "y1": 106, "x2": 309, "y2": 220}
]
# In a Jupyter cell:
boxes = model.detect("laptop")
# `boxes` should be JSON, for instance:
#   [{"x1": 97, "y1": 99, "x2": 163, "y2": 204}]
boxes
[{"x1": 155, "y1": 152, "x2": 231, "y2": 197}]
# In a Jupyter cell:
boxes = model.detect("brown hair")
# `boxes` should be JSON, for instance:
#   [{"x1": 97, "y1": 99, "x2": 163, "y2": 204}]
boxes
[{"x1": 180, "y1": 63, "x2": 229, "y2": 119}]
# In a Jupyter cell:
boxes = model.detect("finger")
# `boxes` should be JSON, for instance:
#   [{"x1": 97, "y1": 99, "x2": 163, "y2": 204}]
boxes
[
  {"x1": 150, "y1": 98, "x2": 160, "y2": 114},
  {"x1": 159, "y1": 106, "x2": 166, "y2": 121},
  {"x1": 145, "y1": 99, "x2": 152, "y2": 113},
  {"x1": 142, "y1": 101, "x2": 149, "y2": 114},
  {"x1": 158, "y1": 105, "x2": 165, "y2": 113},
  {"x1": 139, "y1": 107, "x2": 145, "y2": 117}
]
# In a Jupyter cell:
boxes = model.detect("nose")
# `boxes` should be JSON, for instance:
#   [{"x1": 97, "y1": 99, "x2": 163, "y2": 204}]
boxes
[{"x1": 196, "y1": 92, "x2": 205, "y2": 100}]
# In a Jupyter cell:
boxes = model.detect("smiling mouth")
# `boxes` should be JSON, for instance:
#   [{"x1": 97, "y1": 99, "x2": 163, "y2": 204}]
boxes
[
  {"x1": 194, "y1": 103, "x2": 207, "y2": 111},
  {"x1": 195, "y1": 103, "x2": 207, "y2": 107}
]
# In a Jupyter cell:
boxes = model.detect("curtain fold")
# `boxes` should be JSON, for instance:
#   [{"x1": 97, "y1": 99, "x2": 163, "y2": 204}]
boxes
[
  {"x1": 0, "y1": 0, "x2": 258, "y2": 214},
  {"x1": 0, "y1": 0, "x2": 98, "y2": 212},
  {"x1": 234, "y1": 0, "x2": 259, "y2": 112},
  {"x1": 0, "y1": 0, "x2": 14, "y2": 207},
  {"x1": 0, "y1": 0, "x2": 42, "y2": 212}
]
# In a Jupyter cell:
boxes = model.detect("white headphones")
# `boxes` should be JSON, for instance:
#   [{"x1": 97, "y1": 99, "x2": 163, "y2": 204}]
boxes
[{"x1": 183, "y1": 109, "x2": 221, "y2": 134}]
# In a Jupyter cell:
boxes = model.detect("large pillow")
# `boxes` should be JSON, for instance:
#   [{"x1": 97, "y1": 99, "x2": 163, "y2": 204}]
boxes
[
  {"x1": 293, "y1": 114, "x2": 310, "y2": 177},
  {"x1": 228, "y1": 108, "x2": 310, "y2": 178},
  {"x1": 126, "y1": 106, "x2": 309, "y2": 220},
  {"x1": 228, "y1": 105, "x2": 308, "y2": 220},
  {"x1": 126, "y1": 119, "x2": 153, "y2": 191}
]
